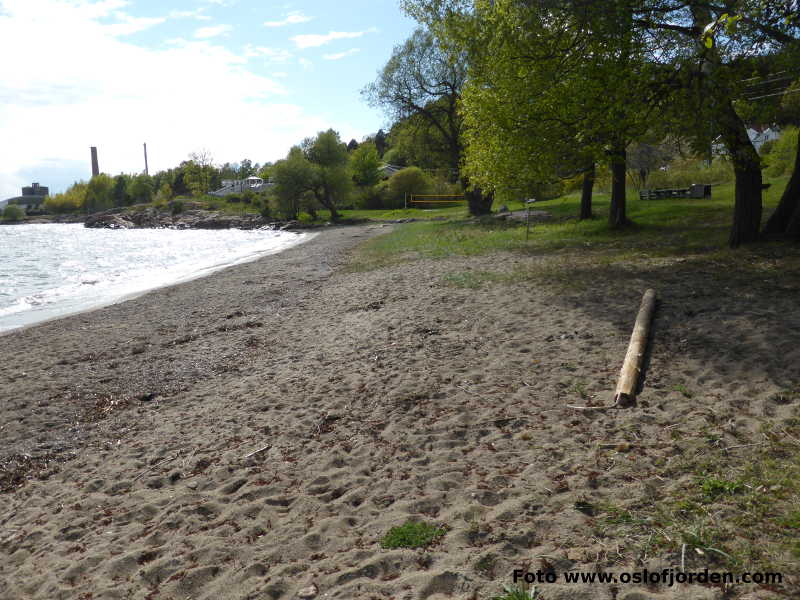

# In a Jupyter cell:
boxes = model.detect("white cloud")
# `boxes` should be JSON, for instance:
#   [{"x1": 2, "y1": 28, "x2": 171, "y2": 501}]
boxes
[
  {"x1": 323, "y1": 48, "x2": 360, "y2": 60},
  {"x1": 194, "y1": 24, "x2": 232, "y2": 38},
  {"x1": 0, "y1": 0, "x2": 329, "y2": 198},
  {"x1": 168, "y1": 8, "x2": 211, "y2": 21},
  {"x1": 291, "y1": 28, "x2": 377, "y2": 49},
  {"x1": 244, "y1": 45, "x2": 292, "y2": 63},
  {"x1": 106, "y1": 13, "x2": 166, "y2": 36},
  {"x1": 272, "y1": 72, "x2": 288, "y2": 78},
  {"x1": 298, "y1": 57, "x2": 313, "y2": 71},
  {"x1": 264, "y1": 11, "x2": 311, "y2": 28}
]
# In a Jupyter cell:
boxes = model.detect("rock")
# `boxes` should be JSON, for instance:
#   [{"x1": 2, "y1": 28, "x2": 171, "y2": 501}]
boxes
[
  {"x1": 84, "y1": 213, "x2": 134, "y2": 229},
  {"x1": 497, "y1": 204, "x2": 509, "y2": 213},
  {"x1": 296, "y1": 583, "x2": 318, "y2": 598}
]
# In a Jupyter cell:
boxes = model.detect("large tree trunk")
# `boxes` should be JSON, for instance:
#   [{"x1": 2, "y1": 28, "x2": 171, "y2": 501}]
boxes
[
  {"x1": 717, "y1": 101, "x2": 763, "y2": 248},
  {"x1": 580, "y1": 163, "x2": 595, "y2": 220},
  {"x1": 461, "y1": 177, "x2": 493, "y2": 216},
  {"x1": 763, "y1": 136, "x2": 800, "y2": 236},
  {"x1": 609, "y1": 144, "x2": 627, "y2": 229}
]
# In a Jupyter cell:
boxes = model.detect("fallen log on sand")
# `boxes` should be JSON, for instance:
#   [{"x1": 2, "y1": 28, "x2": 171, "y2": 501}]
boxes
[{"x1": 568, "y1": 288, "x2": 657, "y2": 410}]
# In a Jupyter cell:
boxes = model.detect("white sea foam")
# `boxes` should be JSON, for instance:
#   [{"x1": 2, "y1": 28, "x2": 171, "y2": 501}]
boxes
[{"x1": 0, "y1": 223, "x2": 310, "y2": 333}]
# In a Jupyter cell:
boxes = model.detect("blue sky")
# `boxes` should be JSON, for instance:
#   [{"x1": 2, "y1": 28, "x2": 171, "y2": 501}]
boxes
[{"x1": 0, "y1": 0, "x2": 419, "y2": 198}]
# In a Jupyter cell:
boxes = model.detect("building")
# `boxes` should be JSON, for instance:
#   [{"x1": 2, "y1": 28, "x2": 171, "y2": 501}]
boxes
[
  {"x1": 209, "y1": 176, "x2": 272, "y2": 197},
  {"x1": 4, "y1": 182, "x2": 49, "y2": 213}
]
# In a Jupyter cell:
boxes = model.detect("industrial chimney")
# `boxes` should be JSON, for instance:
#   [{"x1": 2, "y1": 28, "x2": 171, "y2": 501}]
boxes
[
  {"x1": 90, "y1": 147, "x2": 99, "y2": 177},
  {"x1": 143, "y1": 143, "x2": 149, "y2": 176}
]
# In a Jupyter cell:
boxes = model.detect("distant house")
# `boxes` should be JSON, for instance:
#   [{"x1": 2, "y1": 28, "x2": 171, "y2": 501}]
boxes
[
  {"x1": 747, "y1": 126, "x2": 781, "y2": 151},
  {"x1": 3, "y1": 182, "x2": 49, "y2": 213},
  {"x1": 712, "y1": 126, "x2": 781, "y2": 155},
  {"x1": 210, "y1": 176, "x2": 272, "y2": 197},
  {"x1": 379, "y1": 164, "x2": 403, "y2": 180}
]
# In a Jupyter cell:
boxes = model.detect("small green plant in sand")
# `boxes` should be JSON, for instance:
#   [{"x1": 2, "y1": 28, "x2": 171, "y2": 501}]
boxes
[
  {"x1": 491, "y1": 584, "x2": 540, "y2": 600},
  {"x1": 673, "y1": 384, "x2": 693, "y2": 398},
  {"x1": 698, "y1": 475, "x2": 745, "y2": 502},
  {"x1": 381, "y1": 520, "x2": 446, "y2": 549}
]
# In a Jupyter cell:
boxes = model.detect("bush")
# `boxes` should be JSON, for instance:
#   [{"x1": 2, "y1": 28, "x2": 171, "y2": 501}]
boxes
[
  {"x1": 354, "y1": 182, "x2": 390, "y2": 209},
  {"x1": 388, "y1": 167, "x2": 432, "y2": 208},
  {"x1": 2, "y1": 204, "x2": 24, "y2": 222},
  {"x1": 169, "y1": 200, "x2": 184, "y2": 215},
  {"x1": 763, "y1": 127, "x2": 798, "y2": 178},
  {"x1": 227, "y1": 192, "x2": 242, "y2": 203}
]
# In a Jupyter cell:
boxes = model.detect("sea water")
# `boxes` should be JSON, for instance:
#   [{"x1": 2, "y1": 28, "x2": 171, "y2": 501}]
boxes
[{"x1": 0, "y1": 223, "x2": 309, "y2": 333}]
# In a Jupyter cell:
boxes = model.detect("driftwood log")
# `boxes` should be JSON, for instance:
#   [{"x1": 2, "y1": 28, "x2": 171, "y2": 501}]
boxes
[{"x1": 614, "y1": 288, "x2": 657, "y2": 407}]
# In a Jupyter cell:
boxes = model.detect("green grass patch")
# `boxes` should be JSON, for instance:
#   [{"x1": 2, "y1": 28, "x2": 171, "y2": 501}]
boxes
[
  {"x1": 348, "y1": 175, "x2": 796, "y2": 273},
  {"x1": 380, "y1": 520, "x2": 446, "y2": 549},
  {"x1": 490, "y1": 585, "x2": 541, "y2": 600}
]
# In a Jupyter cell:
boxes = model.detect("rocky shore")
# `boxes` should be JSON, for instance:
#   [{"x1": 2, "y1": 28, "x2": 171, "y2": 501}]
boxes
[{"x1": 83, "y1": 206, "x2": 306, "y2": 231}]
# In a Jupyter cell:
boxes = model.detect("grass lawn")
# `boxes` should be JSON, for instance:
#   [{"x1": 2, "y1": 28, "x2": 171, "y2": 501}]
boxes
[{"x1": 348, "y1": 176, "x2": 795, "y2": 272}]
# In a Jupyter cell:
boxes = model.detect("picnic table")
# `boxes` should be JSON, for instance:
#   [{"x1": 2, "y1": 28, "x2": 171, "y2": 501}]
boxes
[{"x1": 639, "y1": 184, "x2": 711, "y2": 200}]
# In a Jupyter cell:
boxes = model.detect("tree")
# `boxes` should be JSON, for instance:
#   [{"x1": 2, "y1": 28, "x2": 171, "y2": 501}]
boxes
[
  {"x1": 406, "y1": 0, "x2": 650, "y2": 224},
  {"x1": 272, "y1": 147, "x2": 315, "y2": 220},
  {"x1": 127, "y1": 174, "x2": 154, "y2": 204},
  {"x1": 627, "y1": 1, "x2": 800, "y2": 246},
  {"x1": 238, "y1": 159, "x2": 254, "y2": 178},
  {"x1": 374, "y1": 129, "x2": 388, "y2": 157},
  {"x1": 347, "y1": 139, "x2": 360, "y2": 152},
  {"x1": 763, "y1": 80, "x2": 800, "y2": 237},
  {"x1": 304, "y1": 129, "x2": 351, "y2": 220},
  {"x1": 349, "y1": 142, "x2": 382, "y2": 187},
  {"x1": 185, "y1": 149, "x2": 215, "y2": 196},
  {"x1": 85, "y1": 174, "x2": 114, "y2": 213},
  {"x1": 2, "y1": 204, "x2": 24, "y2": 222},
  {"x1": 364, "y1": 28, "x2": 495, "y2": 215},
  {"x1": 112, "y1": 174, "x2": 131, "y2": 206}
]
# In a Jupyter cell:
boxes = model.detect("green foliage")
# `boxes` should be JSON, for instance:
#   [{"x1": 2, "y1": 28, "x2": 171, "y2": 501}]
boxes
[
  {"x1": 388, "y1": 167, "x2": 432, "y2": 207},
  {"x1": 491, "y1": 585, "x2": 540, "y2": 600},
  {"x1": 363, "y1": 28, "x2": 464, "y2": 177},
  {"x1": 699, "y1": 476, "x2": 745, "y2": 502},
  {"x1": 763, "y1": 127, "x2": 798, "y2": 178},
  {"x1": 44, "y1": 182, "x2": 88, "y2": 214},
  {"x1": 112, "y1": 174, "x2": 131, "y2": 206},
  {"x1": 349, "y1": 142, "x2": 382, "y2": 187},
  {"x1": 354, "y1": 182, "x2": 389, "y2": 210},
  {"x1": 272, "y1": 147, "x2": 316, "y2": 220},
  {"x1": 85, "y1": 174, "x2": 115, "y2": 213},
  {"x1": 169, "y1": 199, "x2": 184, "y2": 215},
  {"x1": 380, "y1": 521, "x2": 445, "y2": 549},
  {"x1": 643, "y1": 157, "x2": 734, "y2": 189},
  {"x1": 1, "y1": 204, "x2": 25, "y2": 222},
  {"x1": 155, "y1": 182, "x2": 173, "y2": 203},
  {"x1": 127, "y1": 174, "x2": 154, "y2": 205}
]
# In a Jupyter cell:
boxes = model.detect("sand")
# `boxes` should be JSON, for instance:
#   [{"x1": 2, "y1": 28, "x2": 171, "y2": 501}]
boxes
[{"x1": 1, "y1": 224, "x2": 799, "y2": 600}]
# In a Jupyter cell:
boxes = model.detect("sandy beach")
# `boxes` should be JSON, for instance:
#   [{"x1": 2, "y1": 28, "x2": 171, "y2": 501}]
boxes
[{"x1": 1, "y1": 224, "x2": 799, "y2": 600}]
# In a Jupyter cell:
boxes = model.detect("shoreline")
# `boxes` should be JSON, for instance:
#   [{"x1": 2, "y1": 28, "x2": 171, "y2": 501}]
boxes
[
  {"x1": 1, "y1": 223, "x2": 798, "y2": 599},
  {"x1": 0, "y1": 228, "x2": 317, "y2": 338}
]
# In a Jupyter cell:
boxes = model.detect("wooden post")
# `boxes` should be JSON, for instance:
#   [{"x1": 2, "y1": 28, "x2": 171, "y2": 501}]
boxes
[{"x1": 614, "y1": 289, "x2": 657, "y2": 407}]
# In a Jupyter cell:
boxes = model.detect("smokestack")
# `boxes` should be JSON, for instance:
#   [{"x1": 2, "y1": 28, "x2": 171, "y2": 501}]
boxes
[
  {"x1": 90, "y1": 146, "x2": 99, "y2": 177},
  {"x1": 143, "y1": 143, "x2": 149, "y2": 176}
]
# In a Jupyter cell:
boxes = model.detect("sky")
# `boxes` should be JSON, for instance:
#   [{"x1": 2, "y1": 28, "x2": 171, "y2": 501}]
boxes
[{"x1": 0, "y1": 0, "x2": 419, "y2": 198}]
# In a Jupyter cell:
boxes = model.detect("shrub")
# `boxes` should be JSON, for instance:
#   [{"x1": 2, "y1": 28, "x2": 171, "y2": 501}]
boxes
[
  {"x1": 763, "y1": 127, "x2": 798, "y2": 178},
  {"x1": 388, "y1": 167, "x2": 432, "y2": 208},
  {"x1": 355, "y1": 182, "x2": 390, "y2": 209},
  {"x1": 380, "y1": 521, "x2": 445, "y2": 549},
  {"x1": 169, "y1": 200, "x2": 184, "y2": 215},
  {"x1": 2, "y1": 204, "x2": 24, "y2": 222}
]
